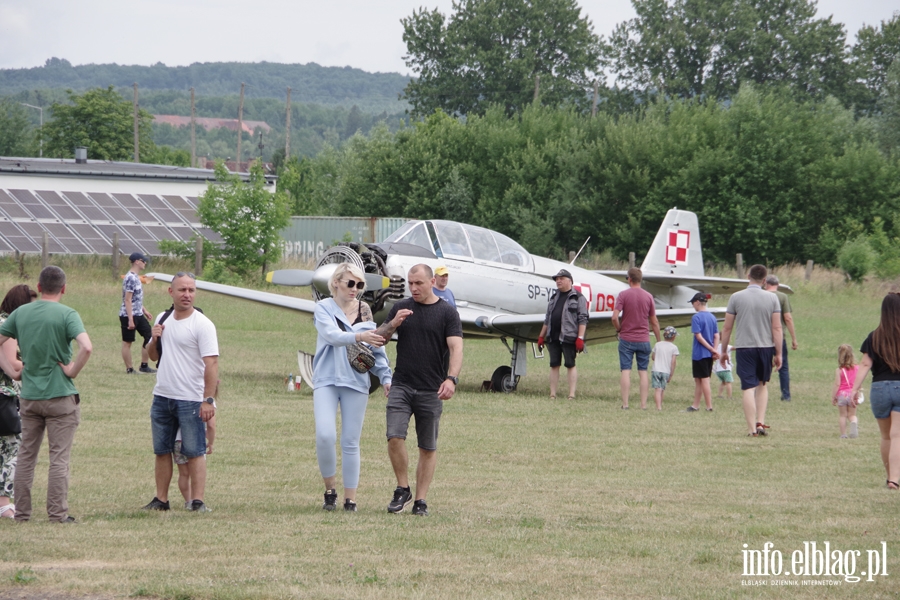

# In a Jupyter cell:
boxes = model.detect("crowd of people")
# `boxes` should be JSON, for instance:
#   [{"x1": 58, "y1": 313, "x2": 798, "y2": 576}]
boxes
[{"x1": 4, "y1": 257, "x2": 900, "y2": 522}]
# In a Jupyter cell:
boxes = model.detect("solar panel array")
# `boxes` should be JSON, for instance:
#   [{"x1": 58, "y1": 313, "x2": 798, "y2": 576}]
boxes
[{"x1": 0, "y1": 189, "x2": 223, "y2": 256}]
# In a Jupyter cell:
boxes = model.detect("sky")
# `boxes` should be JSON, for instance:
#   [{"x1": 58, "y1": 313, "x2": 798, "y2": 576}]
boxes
[{"x1": 0, "y1": 0, "x2": 897, "y2": 77}]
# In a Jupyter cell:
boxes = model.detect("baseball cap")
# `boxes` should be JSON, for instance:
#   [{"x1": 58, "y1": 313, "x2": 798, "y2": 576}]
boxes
[
  {"x1": 434, "y1": 265, "x2": 448, "y2": 276},
  {"x1": 689, "y1": 292, "x2": 708, "y2": 303},
  {"x1": 663, "y1": 326, "x2": 677, "y2": 338},
  {"x1": 552, "y1": 269, "x2": 573, "y2": 281},
  {"x1": 129, "y1": 252, "x2": 150, "y2": 264}
]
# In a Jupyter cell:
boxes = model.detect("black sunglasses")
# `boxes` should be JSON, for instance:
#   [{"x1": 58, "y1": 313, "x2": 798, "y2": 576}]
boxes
[{"x1": 342, "y1": 279, "x2": 365, "y2": 290}]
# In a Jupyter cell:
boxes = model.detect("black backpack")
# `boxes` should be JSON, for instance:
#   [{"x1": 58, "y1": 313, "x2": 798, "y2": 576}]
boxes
[{"x1": 154, "y1": 304, "x2": 203, "y2": 367}]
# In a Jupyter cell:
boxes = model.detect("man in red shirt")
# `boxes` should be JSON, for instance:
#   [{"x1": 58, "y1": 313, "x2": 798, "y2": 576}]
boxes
[{"x1": 612, "y1": 268, "x2": 661, "y2": 409}]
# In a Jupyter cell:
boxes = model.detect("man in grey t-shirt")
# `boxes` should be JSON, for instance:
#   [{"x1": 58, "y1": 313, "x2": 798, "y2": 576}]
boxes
[{"x1": 719, "y1": 264, "x2": 782, "y2": 437}]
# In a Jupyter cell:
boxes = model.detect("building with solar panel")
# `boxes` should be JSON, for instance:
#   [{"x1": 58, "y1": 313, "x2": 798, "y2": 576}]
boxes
[{"x1": 0, "y1": 155, "x2": 275, "y2": 257}]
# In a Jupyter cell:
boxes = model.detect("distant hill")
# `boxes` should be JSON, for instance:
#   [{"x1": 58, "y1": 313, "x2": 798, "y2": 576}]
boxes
[{"x1": 0, "y1": 58, "x2": 411, "y2": 114}]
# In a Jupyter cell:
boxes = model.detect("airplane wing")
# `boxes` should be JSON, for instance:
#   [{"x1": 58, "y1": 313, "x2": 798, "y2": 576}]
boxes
[
  {"x1": 458, "y1": 306, "x2": 726, "y2": 344},
  {"x1": 594, "y1": 271, "x2": 794, "y2": 295},
  {"x1": 147, "y1": 273, "x2": 318, "y2": 313}
]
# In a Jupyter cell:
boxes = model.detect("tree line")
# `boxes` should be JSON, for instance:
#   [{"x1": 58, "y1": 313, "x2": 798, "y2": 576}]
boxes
[
  {"x1": 279, "y1": 84, "x2": 900, "y2": 268},
  {"x1": 0, "y1": 59, "x2": 409, "y2": 114}
]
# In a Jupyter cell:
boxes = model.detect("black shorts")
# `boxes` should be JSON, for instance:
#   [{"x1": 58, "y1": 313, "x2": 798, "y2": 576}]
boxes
[
  {"x1": 692, "y1": 357, "x2": 714, "y2": 379},
  {"x1": 120, "y1": 314, "x2": 152, "y2": 346},
  {"x1": 547, "y1": 341, "x2": 577, "y2": 369},
  {"x1": 735, "y1": 347, "x2": 775, "y2": 391}
]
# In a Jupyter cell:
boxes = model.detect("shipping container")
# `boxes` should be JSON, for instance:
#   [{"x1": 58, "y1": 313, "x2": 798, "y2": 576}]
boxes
[{"x1": 280, "y1": 216, "x2": 408, "y2": 262}]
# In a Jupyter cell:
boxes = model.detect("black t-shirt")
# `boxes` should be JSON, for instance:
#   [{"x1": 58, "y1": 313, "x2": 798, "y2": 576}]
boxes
[
  {"x1": 549, "y1": 292, "x2": 566, "y2": 341},
  {"x1": 861, "y1": 332, "x2": 900, "y2": 381},
  {"x1": 387, "y1": 297, "x2": 463, "y2": 391}
]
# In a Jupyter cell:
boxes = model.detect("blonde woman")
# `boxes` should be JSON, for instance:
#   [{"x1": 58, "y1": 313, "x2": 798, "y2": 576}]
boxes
[{"x1": 312, "y1": 264, "x2": 396, "y2": 511}]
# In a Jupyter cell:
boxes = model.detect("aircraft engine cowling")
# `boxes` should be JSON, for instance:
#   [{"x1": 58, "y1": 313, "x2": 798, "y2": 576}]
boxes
[{"x1": 312, "y1": 245, "x2": 366, "y2": 302}]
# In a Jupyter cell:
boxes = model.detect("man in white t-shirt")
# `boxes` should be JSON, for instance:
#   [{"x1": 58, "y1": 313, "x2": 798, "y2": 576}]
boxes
[{"x1": 141, "y1": 272, "x2": 219, "y2": 512}]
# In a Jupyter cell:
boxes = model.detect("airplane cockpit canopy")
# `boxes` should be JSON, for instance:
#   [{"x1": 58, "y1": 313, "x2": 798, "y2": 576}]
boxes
[{"x1": 382, "y1": 220, "x2": 533, "y2": 271}]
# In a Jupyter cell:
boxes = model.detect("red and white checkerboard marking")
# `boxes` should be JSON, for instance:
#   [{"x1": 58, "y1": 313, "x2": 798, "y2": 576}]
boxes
[{"x1": 666, "y1": 229, "x2": 690, "y2": 265}]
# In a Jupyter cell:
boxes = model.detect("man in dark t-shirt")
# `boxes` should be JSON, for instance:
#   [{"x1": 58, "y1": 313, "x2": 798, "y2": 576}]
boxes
[{"x1": 376, "y1": 264, "x2": 463, "y2": 516}]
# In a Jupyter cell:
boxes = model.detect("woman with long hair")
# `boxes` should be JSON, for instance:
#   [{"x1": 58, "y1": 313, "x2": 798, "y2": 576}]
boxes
[
  {"x1": 0, "y1": 284, "x2": 37, "y2": 518},
  {"x1": 852, "y1": 293, "x2": 900, "y2": 489},
  {"x1": 311, "y1": 263, "x2": 403, "y2": 511}
]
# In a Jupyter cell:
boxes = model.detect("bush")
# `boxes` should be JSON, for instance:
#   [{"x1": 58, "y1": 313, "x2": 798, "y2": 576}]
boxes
[{"x1": 837, "y1": 235, "x2": 876, "y2": 282}]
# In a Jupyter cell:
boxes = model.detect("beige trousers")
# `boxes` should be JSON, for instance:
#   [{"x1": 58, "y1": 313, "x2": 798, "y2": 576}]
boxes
[{"x1": 14, "y1": 395, "x2": 80, "y2": 522}]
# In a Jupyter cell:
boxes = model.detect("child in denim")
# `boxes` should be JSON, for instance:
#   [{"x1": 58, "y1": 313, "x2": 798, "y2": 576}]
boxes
[
  {"x1": 173, "y1": 407, "x2": 216, "y2": 510},
  {"x1": 650, "y1": 327, "x2": 679, "y2": 410}
]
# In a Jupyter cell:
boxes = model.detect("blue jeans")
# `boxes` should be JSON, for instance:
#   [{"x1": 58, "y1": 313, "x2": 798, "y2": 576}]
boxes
[
  {"x1": 618, "y1": 340, "x2": 651, "y2": 371},
  {"x1": 869, "y1": 381, "x2": 900, "y2": 420},
  {"x1": 150, "y1": 395, "x2": 206, "y2": 458},
  {"x1": 778, "y1": 339, "x2": 791, "y2": 399}
]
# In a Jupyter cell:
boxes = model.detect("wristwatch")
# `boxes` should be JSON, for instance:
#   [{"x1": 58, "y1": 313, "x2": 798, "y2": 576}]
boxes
[
  {"x1": 446, "y1": 375, "x2": 459, "y2": 385},
  {"x1": 203, "y1": 397, "x2": 215, "y2": 405}
]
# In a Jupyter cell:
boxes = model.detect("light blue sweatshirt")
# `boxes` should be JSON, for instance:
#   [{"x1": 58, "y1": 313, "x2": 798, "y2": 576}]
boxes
[{"x1": 312, "y1": 298, "x2": 391, "y2": 393}]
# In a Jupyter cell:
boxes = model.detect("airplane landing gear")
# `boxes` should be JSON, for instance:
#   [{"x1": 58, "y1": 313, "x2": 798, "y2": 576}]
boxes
[
  {"x1": 490, "y1": 365, "x2": 518, "y2": 393},
  {"x1": 490, "y1": 338, "x2": 528, "y2": 393}
]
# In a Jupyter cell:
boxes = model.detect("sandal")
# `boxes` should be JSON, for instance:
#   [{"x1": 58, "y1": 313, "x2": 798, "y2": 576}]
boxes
[
  {"x1": 747, "y1": 432, "x2": 758, "y2": 437},
  {"x1": 756, "y1": 423, "x2": 770, "y2": 436},
  {"x1": 0, "y1": 504, "x2": 14, "y2": 519},
  {"x1": 888, "y1": 481, "x2": 899, "y2": 490},
  {"x1": 567, "y1": 396, "x2": 575, "y2": 400},
  {"x1": 549, "y1": 395, "x2": 556, "y2": 400}
]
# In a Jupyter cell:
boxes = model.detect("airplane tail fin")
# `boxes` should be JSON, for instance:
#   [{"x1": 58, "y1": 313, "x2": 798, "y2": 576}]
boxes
[{"x1": 640, "y1": 209, "x2": 705, "y2": 277}]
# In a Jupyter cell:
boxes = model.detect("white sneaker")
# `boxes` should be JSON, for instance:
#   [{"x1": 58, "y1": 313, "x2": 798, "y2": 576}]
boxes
[{"x1": 849, "y1": 421, "x2": 858, "y2": 438}]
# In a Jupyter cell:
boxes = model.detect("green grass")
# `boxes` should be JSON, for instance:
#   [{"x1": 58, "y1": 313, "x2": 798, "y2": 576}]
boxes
[{"x1": 0, "y1": 257, "x2": 898, "y2": 599}]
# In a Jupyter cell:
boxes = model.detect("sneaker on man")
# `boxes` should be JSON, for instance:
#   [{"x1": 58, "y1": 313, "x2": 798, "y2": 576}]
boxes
[
  {"x1": 139, "y1": 365, "x2": 157, "y2": 374},
  {"x1": 126, "y1": 368, "x2": 136, "y2": 375},
  {"x1": 411, "y1": 500, "x2": 429, "y2": 516},
  {"x1": 184, "y1": 500, "x2": 192, "y2": 511},
  {"x1": 189, "y1": 499, "x2": 211, "y2": 512},
  {"x1": 343, "y1": 499, "x2": 357, "y2": 512},
  {"x1": 387, "y1": 486, "x2": 412, "y2": 513},
  {"x1": 141, "y1": 497, "x2": 170, "y2": 511},
  {"x1": 323, "y1": 489, "x2": 338, "y2": 511}
]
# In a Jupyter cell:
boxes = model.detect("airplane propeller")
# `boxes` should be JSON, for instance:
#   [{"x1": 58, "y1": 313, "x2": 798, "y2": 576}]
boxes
[{"x1": 267, "y1": 266, "x2": 390, "y2": 295}]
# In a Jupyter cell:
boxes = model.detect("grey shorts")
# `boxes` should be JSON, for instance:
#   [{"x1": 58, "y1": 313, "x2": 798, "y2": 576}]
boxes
[{"x1": 386, "y1": 384, "x2": 443, "y2": 451}]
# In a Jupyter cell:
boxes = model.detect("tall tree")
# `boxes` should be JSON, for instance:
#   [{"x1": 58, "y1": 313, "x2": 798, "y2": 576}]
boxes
[
  {"x1": 607, "y1": 0, "x2": 850, "y2": 103},
  {"x1": 401, "y1": 0, "x2": 603, "y2": 117},
  {"x1": 43, "y1": 86, "x2": 155, "y2": 160},
  {"x1": 849, "y1": 14, "x2": 900, "y2": 115},
  {"x1": 0, "y1": 99, "x2": 34, "y2": 156}
]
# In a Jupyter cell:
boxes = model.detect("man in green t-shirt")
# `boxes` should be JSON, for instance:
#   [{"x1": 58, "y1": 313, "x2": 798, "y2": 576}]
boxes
[{"x1": 0, "y1": 266, "x2": 92, "y2": 523}]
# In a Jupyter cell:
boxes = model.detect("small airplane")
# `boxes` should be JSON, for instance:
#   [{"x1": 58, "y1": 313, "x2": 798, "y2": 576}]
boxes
[{"x1": 150, "y1": 208, "x2": 790, "y2": 392}]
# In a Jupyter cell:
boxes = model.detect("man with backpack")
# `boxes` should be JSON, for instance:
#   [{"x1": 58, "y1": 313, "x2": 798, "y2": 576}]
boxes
[{"x1": 141, "y1": 272, "x2": 219, "y2": 513}]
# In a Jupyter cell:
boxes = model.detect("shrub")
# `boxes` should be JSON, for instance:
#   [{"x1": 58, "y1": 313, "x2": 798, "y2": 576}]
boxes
[{"x1": 837, "y1": 235, "x2": 876, "y2": 282}]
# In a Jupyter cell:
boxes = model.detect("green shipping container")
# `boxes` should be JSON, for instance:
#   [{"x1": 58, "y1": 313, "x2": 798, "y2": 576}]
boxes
[{"x1": 280, "y1": 216, "x2": 407, "y2": 262}]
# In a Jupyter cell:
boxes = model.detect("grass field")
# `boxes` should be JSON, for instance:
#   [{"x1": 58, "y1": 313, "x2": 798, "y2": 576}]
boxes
[{"x1": 0, "y1": 257, "x2": 898, "y2": 599}]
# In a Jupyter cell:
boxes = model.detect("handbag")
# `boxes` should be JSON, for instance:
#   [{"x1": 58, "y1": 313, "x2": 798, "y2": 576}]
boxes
[
  {"x1": 335, "y1": 317, "x2": 375, "y2": 374},
  {"x1": 841, "y1": 369, "x2": 864, "y2": 404},
  {"x1": 0, "y1": 394, "x2": 21, "y2": 436}
]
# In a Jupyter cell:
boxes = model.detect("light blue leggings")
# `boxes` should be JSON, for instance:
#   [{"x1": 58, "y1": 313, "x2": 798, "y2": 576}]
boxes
[{"x1": 313, "y1": 385, "x2": 369, "y2": 489}]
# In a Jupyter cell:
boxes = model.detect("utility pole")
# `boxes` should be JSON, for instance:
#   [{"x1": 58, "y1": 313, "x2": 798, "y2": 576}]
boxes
[
  {"x1": 190, "y1": 87, "x2": 197, "y2": 168},
  {"x1": 20, "y1": 103, "x2": 42, "y2": 157},
  {"x1": 591, "y1": 81, "x2": 599, "y2": 117},
  {"x1": 285, "y1": 87, "x2": 292, "y2": 159},
  {"x1": 236, "y1": 82, "x2": 245, "y2": 172},
  {"x1": 133, "y1": 83, "x2": 140, "y2": 162}
]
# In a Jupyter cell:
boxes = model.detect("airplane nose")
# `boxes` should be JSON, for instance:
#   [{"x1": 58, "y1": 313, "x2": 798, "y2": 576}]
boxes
[{"x1": 312, "y1": 264, "x2": 340, "y2": 295}]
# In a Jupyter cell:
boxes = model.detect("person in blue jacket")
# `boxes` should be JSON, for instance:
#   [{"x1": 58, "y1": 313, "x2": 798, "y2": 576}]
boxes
[{"x1": 312, "y1": 263, "x2": 399, "y2": 512}]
